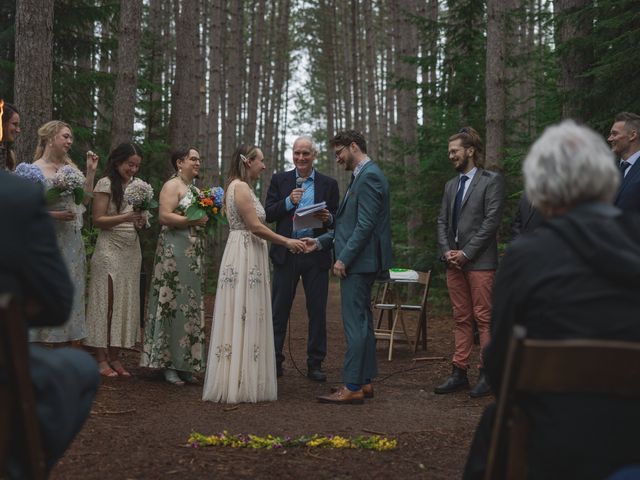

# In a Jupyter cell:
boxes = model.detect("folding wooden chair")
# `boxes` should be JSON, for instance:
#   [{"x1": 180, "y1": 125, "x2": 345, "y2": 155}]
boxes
[
  {"x1": 0, "y1": 293, "x2": 46, "y2": 480},
  {"x1": 485, "y1": 325, "x2": 640, "y2": 480},
  {"x1": 373, "y1": 270, "x2": 431, "y2": 360}
]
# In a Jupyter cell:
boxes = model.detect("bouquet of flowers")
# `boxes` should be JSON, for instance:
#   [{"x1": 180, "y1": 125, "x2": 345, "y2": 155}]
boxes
[
  {"x1": 124, "y1": 178, "x2": 157, "y2": 211},
  {"x1": 185, "y1": 185, "x2": 224, "y2": 235},
  {"x1": 14, "y1": 163, "x2": 45, "y2": 185},
  {"x1": 46, "y1": 165, "x2": 86, "y2": 205},
  {"x1": 124, "y1": 178, "x2": 157, "y2": 228}
]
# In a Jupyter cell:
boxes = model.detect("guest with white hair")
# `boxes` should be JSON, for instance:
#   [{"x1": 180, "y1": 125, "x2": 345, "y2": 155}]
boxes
[
  {"x1": 464, "y1": 120, "x2": 640, "y2": 480},
  {"x1": 264, "y1": 135, "x2": 339, "y2": 381}
]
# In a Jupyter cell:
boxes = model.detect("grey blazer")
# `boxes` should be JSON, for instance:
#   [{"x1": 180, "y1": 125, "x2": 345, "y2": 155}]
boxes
[{"x1": 436, "y1": 168, "x2": 505, "y2": 271}]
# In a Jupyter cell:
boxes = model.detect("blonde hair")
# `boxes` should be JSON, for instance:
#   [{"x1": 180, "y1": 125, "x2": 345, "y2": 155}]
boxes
[{"x1": 33, "y1": 120, "x2": 77, "y2": 168}]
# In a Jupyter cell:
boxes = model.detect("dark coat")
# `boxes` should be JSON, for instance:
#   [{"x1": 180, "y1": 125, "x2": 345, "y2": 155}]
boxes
[
  {"x1": 482, "y1": 202, "x2": 640, "y2": 480},
  {"x1": 265, "y1": 168, "x2": 339, "y2": 269},
  {"x1": 614, "y1": 159, "x2": 640, "y2": 212}
]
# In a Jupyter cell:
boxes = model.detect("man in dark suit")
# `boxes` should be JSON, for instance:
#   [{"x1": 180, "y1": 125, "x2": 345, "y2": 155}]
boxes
[
  {"x1": 464, "y1": 120, "x2": 640, "y2": 480},
  {"x1": 265, "y1": 136, "x2": 339, "y2": 381},
  {"x1": 435, "y1": 127, "x2": 505, "y2": 398},
  {"x1": 305, "y1": 130, "x2": 393, "y2": 404},
  {"x1": 0, "y1": 172, "x2": 99, "y2": 477},
  {"x1": 609, "y1": 111, "x2": 640, "y2": 212},
  {"x1": 510, "y1": 191, "x2": 543, "y2": 239}
]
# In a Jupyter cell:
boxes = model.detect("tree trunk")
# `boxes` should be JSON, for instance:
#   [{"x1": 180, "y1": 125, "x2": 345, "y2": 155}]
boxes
[
  {"x1": 14, "y1": 0, "x2": 54, "y2": 162},
  {"x1": 244, "y1": 0, "x2": 266, "y2": 145},
  {"x1": 485, "y1": 0, "x2": 506, "y2": 170},
  {"x1": 554, "y1": 0, "x2": 593, "y2": 121},
  {"x1": 260, "y1": 0, "x2": 290, "y2": 203},
  {"x1": 169, "y1": 0, "x2": 200, "y2": 150},
  {"x1": 363, "y1": 0, "x2": 379, "y2": 160},
  {"x1": 206, "y1": 0, "x2": 224, "y2": 185},
  {"x1": 396, "y1": 0, "x2": 420, "y2": 245},
  {"x1": 221, "y1": 0, "x2": 244, "y2": 169},
  {"x1": 110, "y1": 0, "x2": 143, "y2": 150}
]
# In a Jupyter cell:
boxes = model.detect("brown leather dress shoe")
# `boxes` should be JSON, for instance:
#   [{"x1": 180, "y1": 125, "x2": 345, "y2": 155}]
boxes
[
  {"x1": 331, "y1": 383, "x2": 374, "y2": 398},
  {"x1": 317, "y1": 386, "x2": 364, "y2": 404}
]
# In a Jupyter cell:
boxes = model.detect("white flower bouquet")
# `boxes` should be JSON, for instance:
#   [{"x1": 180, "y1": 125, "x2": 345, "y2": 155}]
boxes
[{"x1": 46, "y1": 165, "x2": 86, "y2": 205}]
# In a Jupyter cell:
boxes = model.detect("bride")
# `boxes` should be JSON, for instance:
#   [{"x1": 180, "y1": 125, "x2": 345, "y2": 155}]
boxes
[{"x1": 202, "y1": 145, "x2": 305, "y2": 403}]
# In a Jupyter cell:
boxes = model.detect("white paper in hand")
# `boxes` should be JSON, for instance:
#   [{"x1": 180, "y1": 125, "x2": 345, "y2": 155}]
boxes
[{"x1": 293, "y1": 201, "x2": 326, "y2": 231}]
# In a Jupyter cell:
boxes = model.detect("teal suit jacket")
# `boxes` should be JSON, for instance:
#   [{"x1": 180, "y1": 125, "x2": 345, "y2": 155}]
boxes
[{"x1": 318, "y1": 160, "x2": 393, "y2": 273}]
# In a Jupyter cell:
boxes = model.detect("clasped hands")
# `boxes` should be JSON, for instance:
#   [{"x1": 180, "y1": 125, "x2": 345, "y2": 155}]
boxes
[
  {"x1": 286, "y1": 237, "x2": 318, "y2": 256},
  {"x1": 444, "y1": 249, "x2": 468, "y2": 270}
]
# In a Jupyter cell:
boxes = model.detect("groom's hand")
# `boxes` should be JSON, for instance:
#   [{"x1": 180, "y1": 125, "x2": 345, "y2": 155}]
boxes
[
  {"x1": 301, "y1": 237, "x2": 317, "y2": 253},
  {"x1": 332, "y1": 260, "x2": 346, "y2": 278}
]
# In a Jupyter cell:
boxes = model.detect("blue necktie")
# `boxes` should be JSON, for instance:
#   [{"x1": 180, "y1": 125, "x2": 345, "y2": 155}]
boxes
[
  {"x1": 620, "y1": 161, "x2": 631, "y2": 177},
  {"x1": 452, "y1": 175, "x2": 468, "y2": 234}
]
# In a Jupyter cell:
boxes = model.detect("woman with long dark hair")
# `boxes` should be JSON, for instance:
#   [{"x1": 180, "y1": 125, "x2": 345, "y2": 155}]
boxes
[
  {"x1": 1, "y1": 102, "x2": 20, "y2": 171},
  {"x1": 85, "y1": 143, "x2": 145, "y2": 377}
]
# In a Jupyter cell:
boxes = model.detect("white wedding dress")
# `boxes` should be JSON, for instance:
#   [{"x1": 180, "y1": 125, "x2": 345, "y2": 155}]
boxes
[{"x1": 202, "y1": 180, "x2": 277, "y2": 403}]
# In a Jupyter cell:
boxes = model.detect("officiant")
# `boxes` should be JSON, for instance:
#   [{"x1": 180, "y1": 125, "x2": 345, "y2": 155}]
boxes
[{"x1": 265, "y1": 135, "x2": 340, "y2": 382}]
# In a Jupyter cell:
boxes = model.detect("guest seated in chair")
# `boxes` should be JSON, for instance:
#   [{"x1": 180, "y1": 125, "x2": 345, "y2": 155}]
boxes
[
  {"x1": 464, "y1": 120, "x2": 640, "y2": 480},
  {"x1": 0, "y1": 171, "x2": 99, "y2": 478}
]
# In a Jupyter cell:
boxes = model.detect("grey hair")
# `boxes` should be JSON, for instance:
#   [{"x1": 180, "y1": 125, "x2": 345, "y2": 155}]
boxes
[
  {"x1": 523, "y1": 120, "x2": 620, "y2": 213},
  {"x1": 293, "y1": 135, "x2": 318, "y2": 155}
]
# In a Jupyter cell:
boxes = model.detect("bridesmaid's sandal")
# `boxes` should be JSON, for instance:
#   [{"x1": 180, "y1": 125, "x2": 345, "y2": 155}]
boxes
[
  {"x1": 98, "y1": 362, "x2": 118, "y2": 378},
  {"x1": 178, "y1": 372, "x2": 200, "y2": 385},
  {"x1": 164, "y1": 369, "x2": 185, "y2": 386},
  {"x1": 111, "y1": 361, "x2": 132, "y2": 377}
]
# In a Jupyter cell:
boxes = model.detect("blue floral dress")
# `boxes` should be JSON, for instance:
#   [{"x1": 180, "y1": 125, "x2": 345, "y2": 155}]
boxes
[
  {"x1": 30, "y1": 180, "x2": 86, "y2": 342},
  {"x1": 141, "y1": 186, "x2": 206, "y2": 372}
]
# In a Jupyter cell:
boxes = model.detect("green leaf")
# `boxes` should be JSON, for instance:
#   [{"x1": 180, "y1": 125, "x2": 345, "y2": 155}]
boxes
[
  {"x1": 185, "y1": 205, "x2": 205, "y2": 221},
  {"x1": 73, "y1": 187, "x2": 84, "y2": 205},
  {"x1": 46, "y1": 188, "x2": 61, "y2": 204}
]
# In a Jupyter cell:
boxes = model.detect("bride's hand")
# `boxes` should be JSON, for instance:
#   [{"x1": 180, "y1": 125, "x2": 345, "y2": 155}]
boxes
[{"x1": 286, "y1": 238, "x2": 305, "y2": 254}]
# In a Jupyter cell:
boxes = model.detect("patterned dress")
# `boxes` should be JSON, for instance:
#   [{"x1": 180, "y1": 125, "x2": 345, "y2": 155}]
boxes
[
  {"x1": 202, "y1": 180, "x2": 277, "y2": 403},
  {"x1": 85, "y1": 177, "x2": 141, "y2": 348},
  {"x1": 30, "y1": 177, "x2": 86, "y2": 343},
  {"x1": 141, "y1": 186, "x2": 206, "y2": 372}
]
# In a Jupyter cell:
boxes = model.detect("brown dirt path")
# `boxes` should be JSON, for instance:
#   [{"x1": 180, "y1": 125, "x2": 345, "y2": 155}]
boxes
[{"x1": 51, "y1": 280, "x2": 491, "y2": 479}]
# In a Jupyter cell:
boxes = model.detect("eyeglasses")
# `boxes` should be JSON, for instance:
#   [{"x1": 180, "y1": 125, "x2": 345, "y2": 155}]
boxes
[{"x1": 334, "y1": 145, "x2": 347, "y2": 159}]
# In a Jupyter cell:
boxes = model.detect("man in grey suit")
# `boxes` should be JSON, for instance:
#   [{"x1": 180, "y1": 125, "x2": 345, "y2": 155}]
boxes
[
  {"x1": 435, "y1": 127, "x2": 505, "y2": 398},
  {"x1": 304, "y1": 130, "x2": 393, "y2": 404}
]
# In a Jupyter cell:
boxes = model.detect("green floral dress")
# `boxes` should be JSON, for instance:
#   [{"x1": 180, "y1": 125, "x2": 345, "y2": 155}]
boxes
[{"x1": 141, "y1": 187, "x2": 206, "y2": 372}]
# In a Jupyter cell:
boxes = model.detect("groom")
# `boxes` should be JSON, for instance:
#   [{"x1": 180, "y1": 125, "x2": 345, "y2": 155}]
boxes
[{"x1": 305, "y1": 130, "x2": 393, "y2": 404}]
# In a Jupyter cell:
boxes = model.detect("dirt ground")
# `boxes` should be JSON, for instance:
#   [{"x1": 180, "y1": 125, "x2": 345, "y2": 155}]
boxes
[{"x1": 51, "y1": 280, "x2": 491, "y2": 479}]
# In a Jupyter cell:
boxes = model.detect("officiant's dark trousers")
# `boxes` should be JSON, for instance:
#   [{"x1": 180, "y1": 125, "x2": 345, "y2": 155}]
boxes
[{"x1": 272, "y1": 250, "x2": 328, "y2": 369}]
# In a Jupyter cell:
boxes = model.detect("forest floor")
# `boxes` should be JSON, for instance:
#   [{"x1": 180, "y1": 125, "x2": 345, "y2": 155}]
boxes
[{"x1": 51, "y1": 281, "x2": 491, "y2": 479}]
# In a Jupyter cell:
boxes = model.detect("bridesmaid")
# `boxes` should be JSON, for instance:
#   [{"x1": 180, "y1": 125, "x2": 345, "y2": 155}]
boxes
[
  {"x1": 31, "y1": 120, "x2": 98, "y2": 344},
  {"x1": 1, "y1": 102, "x2": 20, "y2": 171},
  {"x1": 85, "y1": 143, "x2": 145, "y2": 377},
  {"x1": 141, "y1": 147, "x2": 208, "y2": 385}
]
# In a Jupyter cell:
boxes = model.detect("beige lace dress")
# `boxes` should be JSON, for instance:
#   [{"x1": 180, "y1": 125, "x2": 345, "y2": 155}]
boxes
[
  {"x1": 85, "y1": 177, "x2": 141, "y2": 348},
  {"x1": 202, "y1": 180, "x2": 277, "y2": 403}
]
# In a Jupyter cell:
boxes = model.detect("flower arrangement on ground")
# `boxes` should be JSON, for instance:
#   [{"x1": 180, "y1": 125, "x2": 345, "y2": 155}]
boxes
[
  {"x1": 185, "y1": 185, "x2": 224, "y2": 235},
  {"x1": 46, "y1": 164, "x2": 86, "y2": 205},
  {"x1": 187, "y1": 431, "x2": 397, "y2": 451},
  {"x1": 14, "y1": 162, "x2": 45, "y2": 185}
]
